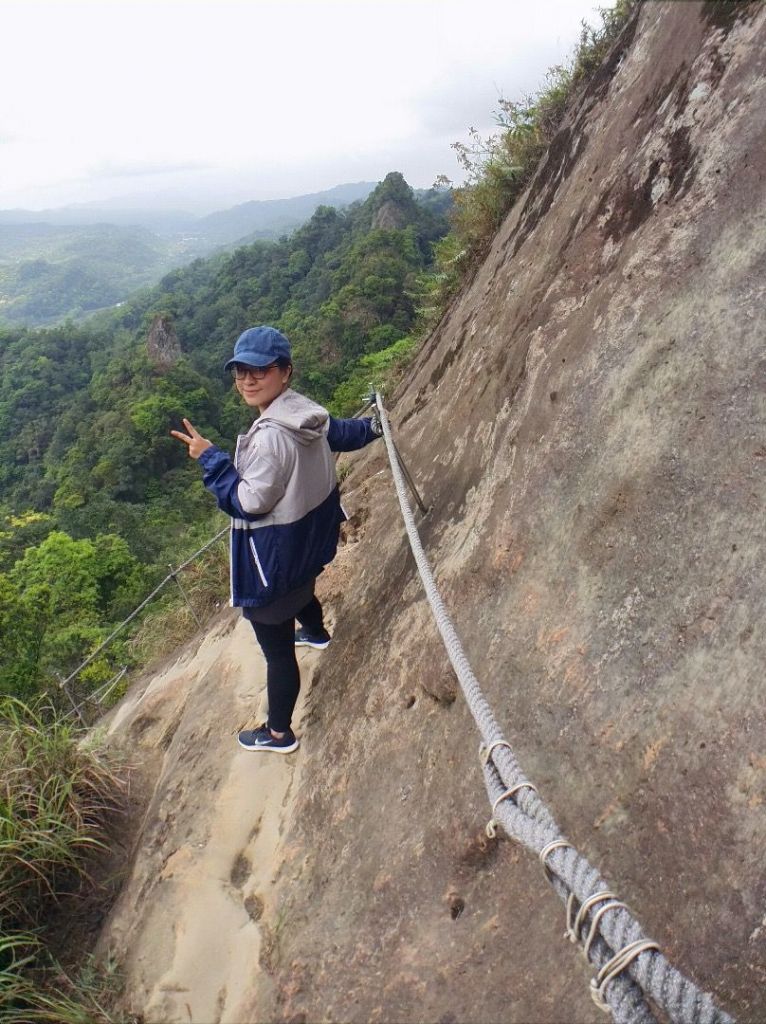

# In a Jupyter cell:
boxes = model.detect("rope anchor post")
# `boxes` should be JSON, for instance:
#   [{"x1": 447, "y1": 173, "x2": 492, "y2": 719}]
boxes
[
  {"x1": 169, "y1": 563, "x2": 202, "y2": 628},
  {"x1": 391, "y1": 438, "x2": 428, "y2": 517},
  {"x1": 56, "y1": 671, "x2": 87, "y2": 726}
]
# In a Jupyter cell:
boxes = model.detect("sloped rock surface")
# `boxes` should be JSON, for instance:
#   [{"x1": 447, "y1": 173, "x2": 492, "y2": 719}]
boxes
[
  {"x1": 97, "y1": 610, "x2": 332, "y2": 1023},
  {"x1": 254, "y1": 5, "x2": 766, "y2": 1022}
]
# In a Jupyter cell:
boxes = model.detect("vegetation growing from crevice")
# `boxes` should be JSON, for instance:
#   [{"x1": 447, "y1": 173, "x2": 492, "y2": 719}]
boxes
[{"x1": 426, "y1": 0, "x2": 638, "y2": 310}]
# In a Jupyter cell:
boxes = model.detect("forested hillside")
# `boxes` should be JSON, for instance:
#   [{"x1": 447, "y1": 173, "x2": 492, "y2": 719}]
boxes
[
  {"x1": 0, "y1": 222, "x2": 173, "y2": 326},
  {"x1": 0, "y1": 172, "x2": 449, "y2": 699},
  {"x1": 0, "y1": 181, "x2": 378, "y2": 327}
]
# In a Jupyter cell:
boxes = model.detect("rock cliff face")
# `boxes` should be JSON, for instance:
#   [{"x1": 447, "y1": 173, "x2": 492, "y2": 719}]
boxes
[
  {"x1": 371, "y1": 198, "x2": 411, "y2": 231},
  {"x1": 99, "y1": 4, "x2": 765, "y2": 1022}
]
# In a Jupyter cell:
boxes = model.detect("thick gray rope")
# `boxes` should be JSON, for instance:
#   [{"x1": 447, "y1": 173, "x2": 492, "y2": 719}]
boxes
[{"x1": 374, "y1": 392, "x2": 733, "y2": 1024}]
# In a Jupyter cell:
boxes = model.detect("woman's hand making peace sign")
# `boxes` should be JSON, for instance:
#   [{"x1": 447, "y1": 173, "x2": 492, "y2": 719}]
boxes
[{"x1": 170, "y1": 418, "x2": 214, "y2": 460}]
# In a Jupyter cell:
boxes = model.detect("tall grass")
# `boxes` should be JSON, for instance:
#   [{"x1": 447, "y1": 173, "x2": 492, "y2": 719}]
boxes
[
  {"x1": 0, "y1": 697, "x2": 132, "y2": 1023},
  {"x1": 0, "y1": 935, "x2": 130, "y2": 1024}
]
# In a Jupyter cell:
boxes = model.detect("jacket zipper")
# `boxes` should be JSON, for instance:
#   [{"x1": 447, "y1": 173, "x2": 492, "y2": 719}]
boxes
[{"x1": 248, "y1": 536, "x2": 269, "y2": 587}]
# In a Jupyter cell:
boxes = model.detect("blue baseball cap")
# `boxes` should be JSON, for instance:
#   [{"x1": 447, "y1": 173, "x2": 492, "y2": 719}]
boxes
[{"x1": 224, "y1": 325, "x2": 292, "y2": 371}]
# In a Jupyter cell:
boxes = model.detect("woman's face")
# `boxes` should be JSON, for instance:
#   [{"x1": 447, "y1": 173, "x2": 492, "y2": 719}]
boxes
[{"x1": 234, "y1": 363, "x2": 292, "y2": 412}]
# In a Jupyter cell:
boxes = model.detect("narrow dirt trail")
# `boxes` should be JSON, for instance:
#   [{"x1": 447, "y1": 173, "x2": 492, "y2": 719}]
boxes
[{"x1": 97, "y1": 611, "x2": 318, "y2": 1023}]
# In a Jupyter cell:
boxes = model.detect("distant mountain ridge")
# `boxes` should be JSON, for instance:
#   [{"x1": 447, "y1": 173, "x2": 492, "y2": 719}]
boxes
[
  {"x1": 0, "y1": 206, "x2": 192, "y2": 234},
  {"x1": 0, "y1": 182, "x2": 377, "y2": 242},
  {"x1": 0, "y1": 181, "x2": 380, "y2": 326},
  {"x1": 193, "y1": 181, "x2": 377, "y2": 245}
]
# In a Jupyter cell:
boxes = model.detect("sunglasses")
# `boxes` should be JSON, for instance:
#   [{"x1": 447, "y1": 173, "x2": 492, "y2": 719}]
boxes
[{"x1": 231, "y1": 363, "x2": 279, "y2": 380}]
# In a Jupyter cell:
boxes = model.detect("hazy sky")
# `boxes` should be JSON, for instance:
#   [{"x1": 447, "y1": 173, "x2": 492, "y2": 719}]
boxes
[{"x1": 2, "y1": 0, "x2": 608, "y2": 213}]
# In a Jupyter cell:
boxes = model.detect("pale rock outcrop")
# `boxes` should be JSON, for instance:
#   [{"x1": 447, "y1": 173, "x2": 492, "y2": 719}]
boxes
[
  {"x1": 372, "y1": 199, "x2": 411, "y2": 231},
  {"x1": 146, "y1": 314, "x2": 181, "y2": 369}
]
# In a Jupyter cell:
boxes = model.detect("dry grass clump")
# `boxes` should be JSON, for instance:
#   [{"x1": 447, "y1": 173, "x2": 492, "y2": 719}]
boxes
[{"x1": 0, "y1": 697, "x2": 134, "y2": 1023}]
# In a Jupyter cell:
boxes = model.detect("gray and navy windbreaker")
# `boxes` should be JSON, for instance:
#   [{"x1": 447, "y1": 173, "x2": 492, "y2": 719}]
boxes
[{"x1": 198, "y1": 389, "x2": 376, "y2": 608}]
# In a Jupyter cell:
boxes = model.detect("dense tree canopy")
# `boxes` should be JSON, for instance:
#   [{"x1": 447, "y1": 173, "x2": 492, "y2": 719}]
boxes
[{"x1": 0, "y1": 173, "x2": 451, "y2": 701}]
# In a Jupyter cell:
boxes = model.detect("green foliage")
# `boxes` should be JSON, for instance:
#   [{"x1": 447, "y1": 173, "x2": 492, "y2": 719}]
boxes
[
  {"x1": 0, "y1": 510, "x2": 54, "y2": 573},
  {"x1": 1, "y1": 530, "x2": 148, "y2": 697},
  {"x1": 10, "y1": 530, "x2": 144, "y2": 625},
  {"x1": 409, "y1": 232, "x2": 468, "y2": 334},
  {"x1": 0, "y1": 223, "x2": 173, "y2": 328},
  {"x1": 329, "y1": 335, "x2": 417, "y2": 416},
  {"x1": 0, "y1": 573, "x2": 44, "y2": 700}
]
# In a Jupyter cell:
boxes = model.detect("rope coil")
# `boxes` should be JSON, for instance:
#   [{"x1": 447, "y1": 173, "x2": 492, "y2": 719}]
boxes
[
  {"x1": 539, "y1": 839, "x2": 576, "y2": 882},
  {"x1": 584, "y1": 901, "x2": 630, "y2": 959},
  {"x1": 486, "y1": 782, "x2": 538, "y2": 838},
  {"x1": 591, "y1": 941, "x2": 662, "y2": 1013},
  {"x1": 481, "y1": 739, "x2": 515, "y2": 764},
  {"x1": 373, "y1": 391, "x2": 733, "y2": 1024},
  {"x1": 567, "y1": 890, "x2": 618, "y2": 944}
]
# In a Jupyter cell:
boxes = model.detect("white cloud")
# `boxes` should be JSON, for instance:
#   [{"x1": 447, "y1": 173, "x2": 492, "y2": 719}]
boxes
[
  {"x1": 87, "y1": 159, "x2": 213, "y2": 179},
  {"x1": 0, "y1": 0, "x2": 608, "y2": 209}
]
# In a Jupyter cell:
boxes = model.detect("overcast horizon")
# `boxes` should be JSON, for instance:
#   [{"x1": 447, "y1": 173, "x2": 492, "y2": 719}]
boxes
[{"x1": 2, "y1": 0, "x2": 611, "y2": 215}]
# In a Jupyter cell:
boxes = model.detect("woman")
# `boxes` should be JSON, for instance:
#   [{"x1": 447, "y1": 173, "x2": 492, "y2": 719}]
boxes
[{"x1": 171, "y1": 325, "x2": 380, "y2": 753}]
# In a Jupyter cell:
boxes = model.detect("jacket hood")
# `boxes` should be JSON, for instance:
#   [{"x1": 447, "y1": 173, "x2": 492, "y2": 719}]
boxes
[{"x1": 251, "y1": 389, "x2": 328, "y2": 445}]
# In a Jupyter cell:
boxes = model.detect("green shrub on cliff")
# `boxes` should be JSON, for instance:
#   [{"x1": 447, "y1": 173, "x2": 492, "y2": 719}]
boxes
[
  {"x1": 329, "y1": 334, "x2": 417, "y2": 416},
  {"x1": 0, "y1": 528, "x2": 151, "y2": 702}
]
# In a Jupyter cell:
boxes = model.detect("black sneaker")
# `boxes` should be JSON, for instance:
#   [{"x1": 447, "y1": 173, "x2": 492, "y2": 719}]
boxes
[
  {"x1": 294, "y1": 627, "x2": 331, "y2": 650},
  {"x1": 237, "y1": 724, "x2": 299, "y2": 754}
]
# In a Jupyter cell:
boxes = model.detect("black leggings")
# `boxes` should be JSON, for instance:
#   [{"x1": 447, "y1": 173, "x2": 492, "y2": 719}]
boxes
[{"x1": 249, "y1": 596, "x2": 325, "y2": 733}]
